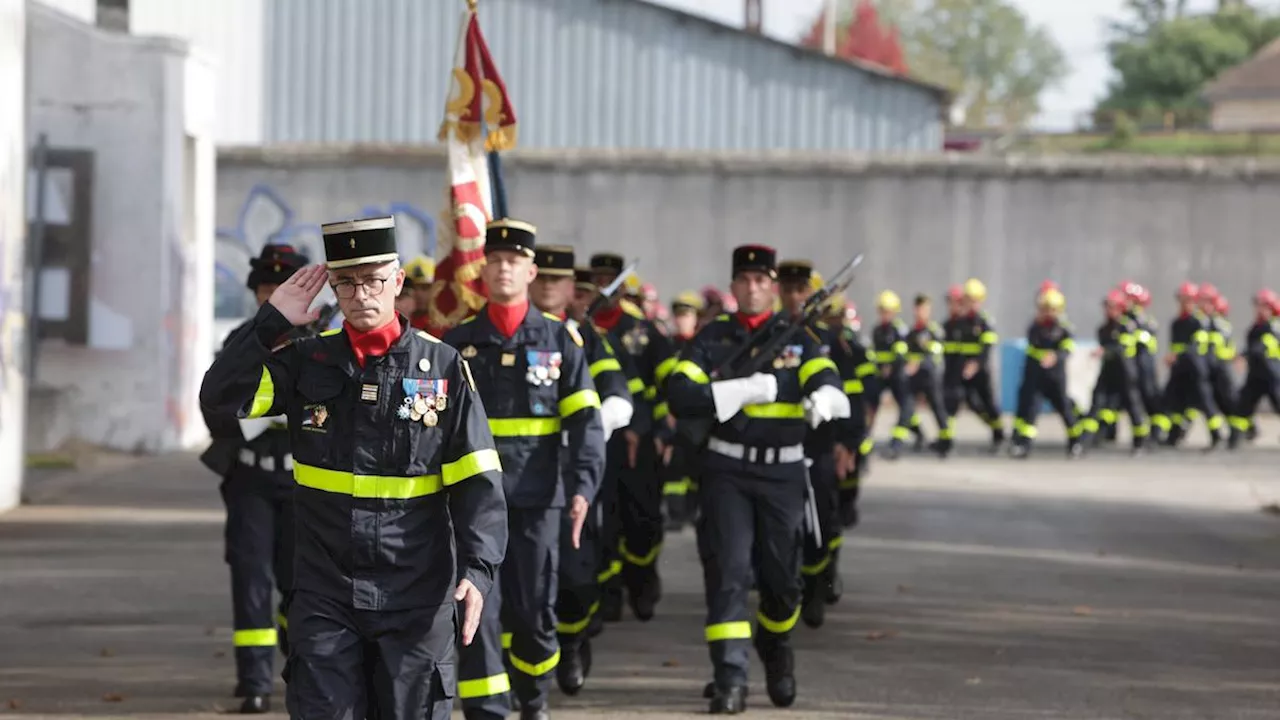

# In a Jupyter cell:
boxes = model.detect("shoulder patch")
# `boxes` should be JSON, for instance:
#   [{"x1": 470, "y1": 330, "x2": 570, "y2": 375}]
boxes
[
  {"x1": 542, "y1": 311, "x2": 563, "y2": 323},
  {"x1": 416, "y1": 330, "x2": 441, "y2": 343},
  {"x1": 619, "y1": 299, "x2": 647, "y2": 320},
  {"x1": 319, "y1": 328, "x2": 343, "y2": 337},
  {"x1": 565, "y1": 323, "x2": 584, "y2": 348},
  {"x1": 461, "y1": 359, "x2": 477, "y2": 392}
]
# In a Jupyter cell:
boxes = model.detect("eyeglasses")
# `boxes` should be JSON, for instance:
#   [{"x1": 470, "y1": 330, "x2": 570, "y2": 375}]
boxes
[{"x1": 331, "y1": 275, "x2": 392, "y2": 299}]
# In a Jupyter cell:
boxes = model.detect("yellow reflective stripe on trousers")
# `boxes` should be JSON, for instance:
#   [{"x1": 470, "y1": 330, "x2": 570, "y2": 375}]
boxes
[
  {"x1": 798, "y1": 357, "x2": 838, "y2": 386},
  {"x1": 652, "y1": 401, "x2": 670, "y2": 419},
  {"x1": 442, "y1": 448, "x2": 502, "y2": 486},
  {"x1": 501, "y1": 632, "x2": 512, "y2": 649},
  {"x1": 597, "y1": 559, "x2": 622, "y2": 584},
  {"x1": 294, "y1": 463, "x2": 443, "y2": 499},
  {"x1": 233, "y1": 628, "x2": 278, "y2": 647},
  {"x1": 673, "y1": 360, "x2": 710, "y2": 384},
  {"x1": 705, "y1": 621, "x2": 752, "y2": 642},
  {"x1": 275, "y1": 612, "x2": 288, "y2": 630},
  {"x1": 757, "y1": 607, "x2": 801, "y2": 634},
  {"x1": 560, "y1": 389, "x2": 602, "y2": 418},
  {"x1": 557, "y1": 601, "x2": 601, "y2": 635},
  {"x1": 246, "y1": 367, "x2": 275, "y2": 419},
  {"x1": 458, "y1": 672, "x2": 510, "y2": 699},
  {"x1": 489, "y1": 418, "x2": 561, "y2": 437},
  {"x1": 620, "y1": 539, "x2": 662, "y2": 567},
  {"x1": 589, "y1": 357, "x2": 622, "y2": 378},
  {"x1": 843, "y1": 379, "x2": 864, "y2": 394},
  {"x1": 509, "y1": 649, "x2": 560, "y2": 677},
  {"x1": 742, "y1": 402, "x2": 805, "y2": 419}
]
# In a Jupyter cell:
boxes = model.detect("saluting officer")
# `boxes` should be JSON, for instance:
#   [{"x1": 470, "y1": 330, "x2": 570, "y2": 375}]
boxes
[
  {"x1": 668, "y1": 246, "x2": 849, "y2": 715},
  {"x1": 529, "y1": 243, "x2": 632, "y2": 697},
  {"x1": 446, "y1": 220, "x2": 606, "y2": 720},
  {"x1": 589, "y1": 253, "x2": 674, "y2": 623},
  {"x1": 199, "y1": 216, "x2": 508, "y2": 720},
  {"x1": 200, "y1": 244, "x2": 308, "y2": 715}
]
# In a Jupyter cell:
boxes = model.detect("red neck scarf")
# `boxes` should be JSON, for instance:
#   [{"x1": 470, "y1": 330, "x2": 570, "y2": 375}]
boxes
[
  {"x1": 345, "y1": 317, "x2": 403, "y2": 368},
  {"x1": 488, "y1": 299, "x2": 529, "y2": 339},
  {"x1": 736, "y1": 310, "x2": 772, "y2": 331},
  {"x1": 593, "y1": 305, "x2": 624, "y2": 331}
]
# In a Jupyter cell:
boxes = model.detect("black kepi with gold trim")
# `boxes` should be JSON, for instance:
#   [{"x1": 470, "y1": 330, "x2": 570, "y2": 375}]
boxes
[
  {"x1": 776, "y1": 259, "x2": 813, "y2": 285},
  {"x1": 322, "y1": 216, "x2": 398, "y2": 269},
  {"x1": 589, "y1": 252, "x2": 624, "y2": 276},
  {"x1": 534, "y1": 244, "x2": 574, "y2": 277},
  {"x1": 247, "y1": 243, "x2": 308, "y2": 289},
  {"x1": 486, "y1": 218, "x2": 537, "y2": 257},
  {"x1": 574, "y1": 267, "x2": 596, "y2": 291},
  {"x1": 731, "y1": 244, "x2": 777, "y2": 278}
]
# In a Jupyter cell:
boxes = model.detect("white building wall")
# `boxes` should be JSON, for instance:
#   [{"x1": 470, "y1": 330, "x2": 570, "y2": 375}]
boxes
[{"x1": 0, "y1": 0, "x2": 27, "y2": 511}]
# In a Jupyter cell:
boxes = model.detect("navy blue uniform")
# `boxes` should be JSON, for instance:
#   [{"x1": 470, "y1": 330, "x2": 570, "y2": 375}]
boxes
[
  {"x1": 942, "y1": 311, "x2": 1005, "y2": 444},
  {"x1": 1233, "y1": 319, "x2": 1280, "y2": 445},
  {"x1": 1163, "y1": 311, "x2": 1225, "y2": 447},
  {"x1": 871, "y1": 319, "x2": 914, "y2": 455},
  {"x1": 1080, "y1": 316, "x2": 1149, "y2": 448},
  {"x1": 1011, "y1": 319, "x2": 1086, "y2": 456}
]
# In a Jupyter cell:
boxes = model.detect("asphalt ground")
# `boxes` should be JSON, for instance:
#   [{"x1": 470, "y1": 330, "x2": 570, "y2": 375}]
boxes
[{"x1": 3, "y1": 415, "x2": 1280, "y2": 719}]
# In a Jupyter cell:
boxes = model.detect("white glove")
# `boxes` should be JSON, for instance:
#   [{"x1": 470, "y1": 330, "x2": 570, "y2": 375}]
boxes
[
  {"x1": 710, "y1": 373, "x2": 779, "y2": 423},
  {"x1": 803, "y1": 385, "x2": 852, "y2": 429},
  {"x1": 599, "y1": 396, "x2": 634, "y2": 440},
  {"x1": 238, "y1": 415, "x2": 280, "y2": 441}
]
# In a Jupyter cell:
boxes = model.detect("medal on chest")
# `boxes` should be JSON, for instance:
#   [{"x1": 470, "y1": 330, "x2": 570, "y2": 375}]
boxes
[
  {"x1": 399, "y1": 378, "x2": 449, "y2": 427},
  {"x1": 526, "y1": 350, "x2": 563, "y2": 387},
  {"x1": 773, "y1": 344, "x2": 804, "y2": 370}
]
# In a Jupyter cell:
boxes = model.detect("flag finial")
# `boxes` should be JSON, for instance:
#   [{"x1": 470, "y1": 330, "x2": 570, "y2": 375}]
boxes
[{"x1": 466, "y1": 0, "x2": 477, "y2": 10}]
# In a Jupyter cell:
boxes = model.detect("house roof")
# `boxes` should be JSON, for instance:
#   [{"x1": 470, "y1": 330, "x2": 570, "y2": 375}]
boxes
[
  {"x1": 627, "y1": 0, "x2": 951, "y2": 102},
  {"x1": 1203, "y1": 37, "x2": 1280, "y2": 102}
]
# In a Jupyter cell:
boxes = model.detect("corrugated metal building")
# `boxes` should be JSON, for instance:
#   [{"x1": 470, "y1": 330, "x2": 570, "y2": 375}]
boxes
[{"x1": 263, "y1": 0, "x2": 947, "y2": 151}]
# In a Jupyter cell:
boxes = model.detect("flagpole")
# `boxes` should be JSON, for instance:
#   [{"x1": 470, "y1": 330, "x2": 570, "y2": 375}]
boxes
[{"x1": 467, "y1": 0, "x2": 510, "y2": 221}]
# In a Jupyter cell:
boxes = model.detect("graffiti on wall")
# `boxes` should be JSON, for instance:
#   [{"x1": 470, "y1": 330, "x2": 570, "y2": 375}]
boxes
[{"x1": 216, "y1": 184, "x2": 437, "y2": 319}]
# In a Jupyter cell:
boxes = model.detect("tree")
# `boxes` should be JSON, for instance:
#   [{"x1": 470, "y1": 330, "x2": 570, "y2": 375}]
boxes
[
  {"x1": 802, "y1": 0, "x2": 908, "y2": 74},
  {"x1": 1109, "y1": 0, "x2": 1191, "y2": 38},
  {"x1": 801, "y1": 0, "x2": 1068, "y2": 129},
  {"x1": 1098, "y1": 5, "x2": 1280, "y2": 125}
]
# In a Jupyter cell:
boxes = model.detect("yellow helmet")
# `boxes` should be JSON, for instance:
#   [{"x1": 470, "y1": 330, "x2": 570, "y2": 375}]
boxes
[
  {"x1": 671, "y1": 290, "x2": 703, "y2": 312},
  {"x1": 964, "y1": 277, "x2": 987, "y2": 302},
  {"x1": 624, "y1": 274, "x2": 642, "y2": 293},
  {"x1": 809, "y1": 270, "x2": 824, "y2": 292},
  {"x1": 1039, "y1": 288, "x2": 1066, "y2": 310},
  {"x1": 404, "y1": 256, "x2": 435, "y2": 284},
  {"x1": 877, "y1": 290, "x2": 902, "y2": 312},
  {"x1": 824, "y1": 291, "x2": 846, "y2": 314}
]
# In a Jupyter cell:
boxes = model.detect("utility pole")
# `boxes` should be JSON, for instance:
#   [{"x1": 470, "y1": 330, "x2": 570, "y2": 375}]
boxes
[{"x1": 823, "y1": 0, "x2": 838, "y2": 55}]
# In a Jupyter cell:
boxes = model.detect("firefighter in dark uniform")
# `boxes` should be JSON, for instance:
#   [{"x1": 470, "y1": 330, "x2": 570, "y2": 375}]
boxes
[
  {"x1": 446, "y1": 221, "x2": 606, "y2": 720},
  {"x1": 824, "y1": 296, "x2": 876, "y2": 529},
  {"x1": 1163, "y1": 282, "x2": 1226, "y2": 450},
  {"x1": 905, "y1": 293, "x2": 953, "y2": 457},
  {"x1": 1009, "y1": 288, "x2": 1087, "y2": 459},
  {"x1": 956, "y1": 279, "x2": 1005, "y2": 448},
  {"x1": 199, "y1": 216, "x2": 508, "y2": 720},
  {"x1": 529, "y1": 243, "x2": 631, "y2": 698},
  {"x1": 404, "y1": 256, "x2": 435, "y2": 330},
  {"x1": 776, "y1": 261, "x2": 859, "y2": 630},
  {"x1": 870, "y1": 291, "x2": 915, "y2": 459},
  {"x1": 668, "y1": 245, "x2": 848, "y2": 714},
  {"x1": 199, "y1": 244, "x2": 308, "y2": 714},
  {"x1": 1079, "y1": 290, "x2": 1150, "y2": 452},
  {"x1": 1120, "y1": 283, "x2": 1170, "y2": 444},
  {"x1": 659, "y1": 291, "x2": 706, "y2": 530},
  {"x1": 1202, "y1": 292, "x2": 1247, "y2": 440},
  {"x1": 589, "y1": 253, "x2": 674, "y2": 624},
  {"x1": 1231, "y1": 289, "x2": 1280, "y2": 447}
]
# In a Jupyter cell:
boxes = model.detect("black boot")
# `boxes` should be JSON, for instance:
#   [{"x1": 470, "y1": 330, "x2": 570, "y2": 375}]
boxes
[
  {"x1": 932, "y1": 437, "x2": 953, "y2": 459},
  {"x1": 556, "y1": 636, "x2": 590, "y2": 696},
  {"x1": 1008, "y1": 442, "x2": 1030, "y2": 459},
  {"x1": 882, "y1": 438, "x2": 903, "y2": 461},
  {"x1": 989, "y1": 424, "x2": 1005, "y2": 452},
  {"x1": 519, "y1": 709, "x2": 550, "y2": 720},
  {"x1": 800, "y1": 578, "x2": 825, "y2": 629},
  {"x1": 708, "y1": 685, "x2": 747, "y2": 714},
  {"x1": 824, "y1": 550, "x2": 843, "y2": 605},
  {"x1": 1067, "y1": 440, "x2": 1084, "y2": 459},
  {"x1": 757, "y1": 639, "x2": 797, "y2": 708},
  {"x1": 628, "y1": 573, "x2": 661, "y2": 622},
  {"x1": 238, "y1": 695, "x2": 270, "y2": 714},
  {"x1": 600, "y1": 581, "x2": 623, "y2": 623}
]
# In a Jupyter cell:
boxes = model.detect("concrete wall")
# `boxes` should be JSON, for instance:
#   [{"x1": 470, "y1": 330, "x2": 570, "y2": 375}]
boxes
[
  {"x1": 0, "y1": 0, "x2": 27, "y2": 511},
  {"x1": 1211, "y1": 99, "x2": 1280, "y2": 132},
  {"x1": 217, "y1": 146, "x2": 1280, "y2": 341},
  {"x1": 26, "y1": 3, "x2": 217, "y2": 454}
]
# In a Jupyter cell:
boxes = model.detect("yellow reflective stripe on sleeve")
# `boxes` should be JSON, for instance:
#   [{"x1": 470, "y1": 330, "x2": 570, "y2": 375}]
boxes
[
  {"x1": 275, "y1": 612, "x2": 288, "y2": 630},
  {"x1": 560, "y1": 389, "x2": 602, "y2": 417},
  {"x1": 892, "y1": 341, "x2": 909, "y2": 355},
  {"x1": 798, "y1": 357, "x2": 838, "y2": 386},
  {"x1": 501, "y1": 632, "x2": 512, "y2": 649},
  {"x1": 233, "y1": 629, "x2": 278, "y2": 647},
  {"x1": 458, "y1": 673, "x2": 511, "y2": 699},
  {"x1": 855, "y1": 362, "x2": 877, "y2": 377},
  {"x1": 588, "y1": 357, "x2": 622, "y2": 378},
  {"x1": 673, "y1": 360, "x2": 710, "y2": 384},
  {"x1": 655, "y1": 356, "x2": 679, "y2": 384},
  {"x1": 1026, "y1": 347, "x2": 1051, "y2": 360},
  {"x1": 980, "y1": 331, "x2": 998, "y2": 344},
  {"x1": 246, "y1": 367, "x2": 275, "y2": 419},
  {"x1": 705, "y1": 622, "x2": 752, "y2": 642},
  {"x1": 627, "y1": 377, "x2": 646, "y2": 394},
  {"x1": 642, "y1": 386, "x2": 657, "y2": 401},
  {"x1": 742, "y1": 402, "x2": 805, "y2": 419},
  {"x1": 843, "y1": 379, "x2": 864, "y2": 394},
  {"x1": 652, "y1": 401, "x2": 670, "y2": 419},
  {"x1": 756, "y1": 608, "x2": 801, "y2": 634},
  {"x1": 509, "y1": 649, "x2": 560, "y2": 677},
  {"x1": 294, "y1": 463, "x2": 443, "y2": 499},
  {"x1": 489, "y1": 418, "x2": 562, "y2": 437},
  {"x1": 1060, "y1": 339, "x2": 1075, "y2": 352},
  {"x1": 442, "y1": 448, "x2": 502, "y2": 486}
]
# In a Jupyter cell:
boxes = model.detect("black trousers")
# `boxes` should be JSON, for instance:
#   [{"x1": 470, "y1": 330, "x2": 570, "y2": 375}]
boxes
[
  {"x1": 597, "y1": 433, "x2": 627, "y2": 609},
  {"x1": 1236, "y1": 369, "x2": 1280, "y2": 427},
  {"x1": 1164, "y1": 359, "x2": 1223, "y2": 434},
  {"x1": 801, "y1": 452, "x2": 841, "y2": 591},
  {"x1": 618, "y1": 435, "x2": 664, "y2": 603},
  {"x1": 283, "y1": 592, "x2": 455, "y2": 720},
  {"x1": 557, "y1": 497, "x2": 600, "y2": 647},
  {"x1": 1133, "y1": 354, "x2": 1170, "y2": 433},
  {"x1": 698, "y1": 462, "x2": 805, "y2": 687},
  {"x1": 1084, "y1": 365, "x2": 1149, "y2": 446},
  {"x1": 459, "y1": 508, "x2": 561, "y2": 718},
  {"x1": 1207, "y1": 362, "x2": 1244, "y2": 432},
  {"x1": 909, "y1": 363, "x2": 953, "y2": 441},
  {"x1": 1013, "y1": 365, "x2": 1080, "y2": 446},
  {"x1": 944, "y1": 365, "x2": 1003, "y2": 433},
  {"x1": 877, "y1": 368, "x2": 915, "y2": 445},
  {"x1": 220, "y1": 466, "x2": 295, "y2": 697}
]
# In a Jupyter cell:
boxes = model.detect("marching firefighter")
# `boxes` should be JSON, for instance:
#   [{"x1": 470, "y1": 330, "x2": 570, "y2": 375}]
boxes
[
  {"x1": 445, "y1": 221, "x2": 606, "y2": 720},
  {"x1": 1201, "y1": 290, "x2": 1246, "y2": 439},
  {"x1": 776, "y1": 260, "x2": 859, "y2": 629},
  {"x1": 199, "y1": 216, "x2": 508, "y2": 720},
  {"x1": 905, "y1": 293, "x2": 953, "y2": 457},
  {"x1": 529, "y1": 243, "x2": 632, "y2": 697},
  {"x1": 199, "y1": 244, "x2": 308, "y2": 714},
  {"x1": 1080, "y1": 290, "x2": 1150, "y2": 452},
  {"x1": 1010, "y1": 288, "x2": 1087, "y2": 459},
  {"x1": 1120, "y1": 282, "x2": 1170, "y2": 444},
  {"x1": 589, "y1": 253, "x2": 674, "y2": 624},
  {"x1": 870, "y1": 291, "x2": 915, "y2": 459},
  {"x1": 1163, "y1": 282, "x2": 1226, "y2": 450},
  {"x1": 667, "y1": 245, "x2": 850, "y2": 714},
  {"x1": 660, "y1": 291, "x2": 706, "y2": 530},
  {"x1": 962, "y1": 278, "x2": 1005, "y2": 447},
  {"x1": 1231, "y1": 289, "x2": 1280, "y2": 447},
  {"x1": 824, "y1": 296, "x2": 876, "y2": 529}
]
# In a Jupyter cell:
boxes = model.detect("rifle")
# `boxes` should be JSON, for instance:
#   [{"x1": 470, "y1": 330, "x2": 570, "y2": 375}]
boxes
[
  {"x1": 585, "y1": 259, "x2": 640, "y2": 319},
  {"x1": 675, "y1": 252, "x2": 865, "y2": 447}
]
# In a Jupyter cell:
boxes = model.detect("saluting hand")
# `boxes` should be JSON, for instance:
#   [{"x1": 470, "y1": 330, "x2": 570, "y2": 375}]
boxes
[
  {"x1": 454, "y1": 579, "x2": 483, "y2": 646},
  {"x1": 269, "y1": 264, "x2": 328, "y2": 326},
  {"x1": 569, "y1": 494, "x2": 590, "y2": 550}
]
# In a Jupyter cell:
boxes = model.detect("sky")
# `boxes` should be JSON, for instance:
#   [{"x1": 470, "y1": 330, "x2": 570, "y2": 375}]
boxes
[{"x1": 651, "y1": 0, "x2": 1280, "y2": 130}]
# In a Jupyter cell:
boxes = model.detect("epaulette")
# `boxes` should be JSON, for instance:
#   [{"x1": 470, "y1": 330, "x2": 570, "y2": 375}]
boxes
[
  {"x1": 815, "y1": 320, "x2": 830, "y2": 330},
  {"x1": 459, "y1": 315, "x2": 478, "y2": 325},
  {"x1": 804, "y1": 326, "x2": 822, "y2": 343},
  {"x1": 416, "y1": 330, "x2": 440, "y2": 343},
  {"x1": 715, "y1": 313, "x2": 731, "y2": 322},
  {"x1": 620, "y1": 299, "x2": 647, "y2": 320},
  {"x1": 541, "y1": 311, "x2": 563, "y2": 323},
  {"x1": 319, "y1": 327, "x2": 343, "y2": 337},
  {"x1": 565, "y1": 322, "x2": 585, "y2": 348}
]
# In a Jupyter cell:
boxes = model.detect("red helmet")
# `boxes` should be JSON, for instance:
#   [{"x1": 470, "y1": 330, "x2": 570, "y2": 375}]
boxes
[
  {"x1": 1039, "y1": 279, "x2": 1059, "y2": 293},
  {"x1": 1272, "y1": 298, "x2": 1280, "y2": 316},
  {"x1": 1213, "y1": 295, "x2": 1229, "y2": 315},
  {"x1": 641, "y1": 282, "x2": 659, "y2": 302},
  {"x1": 1177, "y1": 282, "x2": 1199, "y2": 300},
  {"x1": 1105, "y1": 289, "x2": 1129, "y2": 308},
  {"x1": 1255, "y1": 288, "x2": 1278, "y2": 306},
  {"x1": 1200, "y1": 282, "x2": 1220, "y2": 300},
  {"x1": 946, "y1": 284, "x2": 965, "y2": 301},
  {"x1": 1117, "y1": 279, "x2": 1134, "y2": 292}
]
